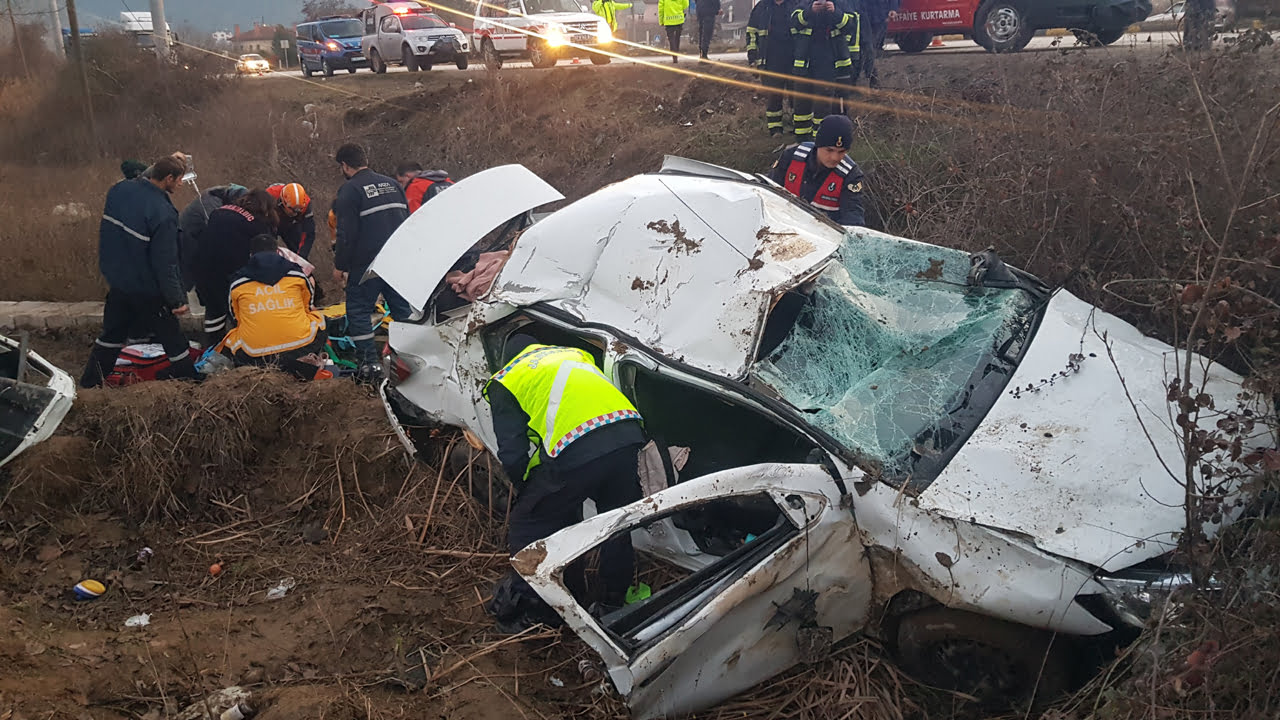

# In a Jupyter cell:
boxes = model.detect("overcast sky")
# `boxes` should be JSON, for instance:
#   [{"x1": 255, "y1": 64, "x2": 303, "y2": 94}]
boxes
[{"x1": 70, "y1": 0, "x2": 320, "y2": 32}]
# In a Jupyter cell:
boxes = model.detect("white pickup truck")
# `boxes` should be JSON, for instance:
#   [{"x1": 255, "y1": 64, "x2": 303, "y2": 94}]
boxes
[
  {"x1": 361, "y1": 2, "x2": 470, "y2": 72},
  {"x1": 472, "y1": 0, "x2": 613, "y2": 69}
]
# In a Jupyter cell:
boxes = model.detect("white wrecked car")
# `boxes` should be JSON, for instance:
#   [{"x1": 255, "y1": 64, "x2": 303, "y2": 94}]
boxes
[
  {"x1": 1, "y1": 333, "x2": 75, "y2": 468},
  {"x1": 373, "y1": 160, "x2": 1263, "y2": 718}
]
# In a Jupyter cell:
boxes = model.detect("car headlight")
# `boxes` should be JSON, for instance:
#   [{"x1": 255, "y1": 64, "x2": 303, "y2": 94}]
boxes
[
  {"x1": 597, "y1": 24, "x2": 612, "y2": 43},
  {"x1": 1094, "y1": 568, "x2": 1198, "y2": 627},
  {"x1": 545, "y1": 28, "x2": 565, "y2": 47}
]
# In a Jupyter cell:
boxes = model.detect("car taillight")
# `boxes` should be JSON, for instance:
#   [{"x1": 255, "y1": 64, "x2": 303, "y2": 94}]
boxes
[{"x1": 384, "y1": 346, "x2": 413, "y2": 383}]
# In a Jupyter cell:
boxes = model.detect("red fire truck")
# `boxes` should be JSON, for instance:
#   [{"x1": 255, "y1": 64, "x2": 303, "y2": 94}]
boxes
[{"x1": 886, "y1": 0, "x2": 1152, "y2": 53}]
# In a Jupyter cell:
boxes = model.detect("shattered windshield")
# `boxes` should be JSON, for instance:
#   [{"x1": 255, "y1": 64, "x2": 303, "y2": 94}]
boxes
[{"x1": 754, "y1": 232, "x2": 1043, "y2": 491}]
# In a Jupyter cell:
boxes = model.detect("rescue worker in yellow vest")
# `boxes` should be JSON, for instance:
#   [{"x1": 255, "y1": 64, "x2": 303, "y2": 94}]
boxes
[
  {"x1": 483, "y1": 334, "x2": 647, "y2": 631},
  {"x1": 768, "y1": 114, "x2": 866, "y2": 226},
  {"x1": 221, "y1": 234, "x2": 328, "y2": 379},
  {"x1": 592, "y1": 0, "x2": 632, "y2": 32}
]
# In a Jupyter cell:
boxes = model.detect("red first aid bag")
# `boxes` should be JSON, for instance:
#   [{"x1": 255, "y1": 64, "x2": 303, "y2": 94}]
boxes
[{"x1": 105, "y1": 343, "x2": 190, "y2": 386}]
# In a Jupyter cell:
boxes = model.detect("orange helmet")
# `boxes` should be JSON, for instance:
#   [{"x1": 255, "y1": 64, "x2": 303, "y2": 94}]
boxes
[{"x1": 269, "y1": 182, "x2": 310, "y2": 216}]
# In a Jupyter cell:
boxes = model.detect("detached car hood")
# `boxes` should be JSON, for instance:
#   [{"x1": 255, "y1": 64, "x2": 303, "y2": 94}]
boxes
[{"x1": 918, "y1": 291, "x2": 1259, "y2": 571}]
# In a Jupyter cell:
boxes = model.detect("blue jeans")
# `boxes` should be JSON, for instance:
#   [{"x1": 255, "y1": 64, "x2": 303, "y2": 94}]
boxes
[{"x1": 345, "y1": 275, "x2": 413, "y2": 364}]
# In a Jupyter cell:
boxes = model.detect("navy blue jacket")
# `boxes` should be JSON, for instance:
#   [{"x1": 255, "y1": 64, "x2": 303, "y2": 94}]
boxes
[
  {"x1": 333, "y1": 168, "x2": 410, "y2": 278},
  {"x1": 769, "y1": 143, "x2": 866, "y2": 226},
  {"x1": 98, "y1": 177, "x2": 186, "y2": 308}
]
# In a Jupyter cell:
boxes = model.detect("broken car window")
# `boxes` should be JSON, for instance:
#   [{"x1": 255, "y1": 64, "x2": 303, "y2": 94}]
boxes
[{"x1": 754, "y1": 232, "x2": 1044, "y2": 491}]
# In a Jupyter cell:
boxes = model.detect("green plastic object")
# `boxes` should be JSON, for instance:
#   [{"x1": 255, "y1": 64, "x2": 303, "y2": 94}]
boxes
[{"x1": 625, "y1": 583, "x2": 652, "y2": 605}]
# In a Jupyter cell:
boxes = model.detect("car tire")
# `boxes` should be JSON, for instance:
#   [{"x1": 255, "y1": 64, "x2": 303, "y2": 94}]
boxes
[
  {"x1": 322, "y1": 59, "x2": 335, "y2": 77},
  {"x1": 347, "y1": 67, "x2": 357, "y2": 74},
  {"x1": 589, "y1": 50, "x2": 611, "y2": 65},
  {"x1": 973, "y1": 0, "x2": 1035, "y2": 53},
  {"x1": 896, "y1": 607, "x2": 1072, "y2": 707},
  {"x1": 456, "y1": 54, "x2": 469, "y2": 70},
  {"x1": 529, "y1": 41, "x2": 557, "y2": 69},
  {"x1": 370, "y1": 48, "x2": 387, "y2": 74},
  {"x1": 447, "y1": 443, "x2": 512, "y2": 521},
  {"x1": 404, "y1": 46, "x2": 419, "y2": 71},
  {"x1": 301, "y1": 62, "x2": 313, "y2": 77},
  {"x1": 481, "y1": 39, "x2": 502, "y2": 71},
  {"x1": 895, "y1": 31, "x2": 933, "y2": 53}
]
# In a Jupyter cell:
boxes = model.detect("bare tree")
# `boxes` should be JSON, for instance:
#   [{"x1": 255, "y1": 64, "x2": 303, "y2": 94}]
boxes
[{"x1": 301, "y1": 0, "x2": 361, "y2": 21}]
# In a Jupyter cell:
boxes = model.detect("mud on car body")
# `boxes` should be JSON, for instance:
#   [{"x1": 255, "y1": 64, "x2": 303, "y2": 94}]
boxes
[{"x1": 370, "y1": 160, "x2": 1267, "y2": 718}]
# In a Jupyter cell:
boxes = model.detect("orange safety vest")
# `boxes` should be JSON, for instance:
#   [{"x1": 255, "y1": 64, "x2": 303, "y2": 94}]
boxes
[
  {"x1": 783, "y1": 142, "x2": 846, "y2": 212},
  {"x1": 223, "y1": 269, "x2": 324, "y2": 358}
]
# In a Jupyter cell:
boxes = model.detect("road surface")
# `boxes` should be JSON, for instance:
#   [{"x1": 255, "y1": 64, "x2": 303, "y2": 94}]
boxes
[{"x1": 256, "y1": 29, "x2": 1210, "y2": 82}]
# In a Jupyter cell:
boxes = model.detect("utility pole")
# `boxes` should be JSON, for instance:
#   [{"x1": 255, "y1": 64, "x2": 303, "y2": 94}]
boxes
[
  {"x1": 47, "y1": 0, "x2": 64, "y2": 59},
  {"x1": 64, "y1": 0, "x2": 98, "y2": 151},
  {"x1": 6, "y1": 0, "x2": 31, "y2": 79},
  {"x1": 149, "y1": 0, "x2": 170, "y2": 61}
]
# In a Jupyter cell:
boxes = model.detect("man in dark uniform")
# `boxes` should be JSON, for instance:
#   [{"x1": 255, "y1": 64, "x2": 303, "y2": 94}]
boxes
[
  {"x1": 768, "y1": 114, "x2": 866, "y2": 227},
  {"x1": 80, "y1": 155, "x2": 197, "y2": 388},
  {"x1": 484, "y1": 334, "x2": 647, "y2": 631},
  {"x1": 332, "y1": 143, "x2": 412, "y2": 383},
  {"x1": 790, "y1": 0, "x2": 857, "y2": 140},
  {"x1": 747, "y1": 0, "x2": 800, "y2": 136}
]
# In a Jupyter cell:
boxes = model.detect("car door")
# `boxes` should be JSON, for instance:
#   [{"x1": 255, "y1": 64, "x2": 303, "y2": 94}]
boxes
[
  {"x1": 496, "y1": 0, "x2": 526, "y2": 52},
  {"x1": 379, "y1": 14, "x2": 403, "y2": 59},
  {"x1": 513, "y1": 464, "x2": 872, "y2": 720}
]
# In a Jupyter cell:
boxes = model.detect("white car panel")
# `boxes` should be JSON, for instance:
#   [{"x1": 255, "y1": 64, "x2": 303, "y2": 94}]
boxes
[
  {"x1": 919, "y1": 291, "x2": 1256, "y2": 572},
  {"x1": 492, "y1": 174, "x2": 841, "y2": 379},
  {"x1": 369, "y1": 164, "x2": 563, "y2": 309},
  {"x1": 513, "y1": 464, "x2": 872, "y2": 720},
  {"x1": 1, "y1": 334, "x2": 76, "y2": 469}
]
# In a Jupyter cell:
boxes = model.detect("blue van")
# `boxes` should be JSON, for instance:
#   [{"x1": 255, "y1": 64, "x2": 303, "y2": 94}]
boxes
[{"x1": 297, "y1": 16, "x2": 367, "y2": 76}]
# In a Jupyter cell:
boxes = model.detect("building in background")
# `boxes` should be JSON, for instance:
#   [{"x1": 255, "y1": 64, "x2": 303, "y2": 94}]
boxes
[{"x1": 232, "y1": 23, "x2": 277, "y2": 55}]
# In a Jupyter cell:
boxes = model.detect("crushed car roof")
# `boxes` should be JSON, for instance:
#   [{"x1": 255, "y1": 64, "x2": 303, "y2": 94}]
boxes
[{"x1": 492, "y1": 171, "x2": 844, "y2": 378}]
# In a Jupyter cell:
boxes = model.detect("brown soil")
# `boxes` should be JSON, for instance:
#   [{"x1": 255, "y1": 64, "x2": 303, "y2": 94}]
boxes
[{"x1": 0, "y1": 368, "x2": 620, "y2": 720}]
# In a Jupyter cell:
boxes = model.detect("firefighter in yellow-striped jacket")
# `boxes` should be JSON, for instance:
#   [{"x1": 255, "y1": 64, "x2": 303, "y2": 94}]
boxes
[
  {"x1": 747, "y1": 0, "x2": 801, "y2": 136},
  {"x1": 790, "y1": 0, "x2": 858, "y2": 139}
]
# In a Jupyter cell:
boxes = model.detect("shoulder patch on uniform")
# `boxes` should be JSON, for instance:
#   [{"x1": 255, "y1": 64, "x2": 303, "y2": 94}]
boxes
[{"x1": 846, "y1": 181, "x2": 863, "y2": 194}]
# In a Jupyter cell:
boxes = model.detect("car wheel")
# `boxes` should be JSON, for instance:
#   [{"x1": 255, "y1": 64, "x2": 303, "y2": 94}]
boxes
[
  {"x1": 481, "y1": 39, "x2": 502, "y2": 70},
  {"x1": 973, "y1": 0, "x2": 1035, "y2": 53},
  {"x1": 896, "y1": 607, "x2": 1072, "y2": 706},
  {"x1": 456, "y1": 54, "x2": 469, "y2": 70},
  {"x1": 370, "y1": 48, "x2": 387, "y2": 74},
  {"x1": 895, "y1": 31, "x2": 934, "y2": 53},
  {"x1": 301, "y1": 61, "x2": 313, "y2": 77},
  {"x1": 529, "y1": 41, "x2": 557, "y2": 69},
  {"x1": 322, "y1": 59, "x2": 335, "y2": 77},
  {"x1": 403, "y1": 46, "x2": 419, "y2": 71},
  {"x1": 447, "y1": 443, "x2": 512, "y2": 521},
  {"x1": 589, "y1": 50, "x2": 611, "y2": 65}
]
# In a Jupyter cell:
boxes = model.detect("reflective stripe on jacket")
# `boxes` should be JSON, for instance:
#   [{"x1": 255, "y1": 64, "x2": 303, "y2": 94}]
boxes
[
  {"x1": 484, "y1": 344, "x2": 641, "y2": 479},
  {"x1": 224, "y1": 267, "x2": 325, "y2": 357},
  {"x1": 592, "y1": 0, "x2": 632, "y2": 31},
  {"x1": 658, "y1": 0, "x2": 689, "y2": 26}
]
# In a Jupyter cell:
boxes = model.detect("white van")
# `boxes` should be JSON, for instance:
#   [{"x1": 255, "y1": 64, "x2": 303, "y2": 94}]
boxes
[
  {"x1": 473, "y1": 0, "x2": 613, "y2": 69},
  {"x1": 361, "y1": 2, "x2": 470, "y2": 72}
]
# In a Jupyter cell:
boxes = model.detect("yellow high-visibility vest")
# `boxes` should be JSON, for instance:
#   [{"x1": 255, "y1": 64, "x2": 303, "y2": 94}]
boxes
[{"x1": 484, "y1": 344, "x2": 641, "y2": 480}]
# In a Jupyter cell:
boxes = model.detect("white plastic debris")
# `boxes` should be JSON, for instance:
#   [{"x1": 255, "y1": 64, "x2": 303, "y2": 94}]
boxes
[
  {"x1": 549, "y1": 676, "x2": 564, "y2": 688},
  {"x1": 265, "y1": 577, "x2": 296, "y2": 600},
  {"x1": 124, "y1": 613, "x2": 151, "y2": 627}
]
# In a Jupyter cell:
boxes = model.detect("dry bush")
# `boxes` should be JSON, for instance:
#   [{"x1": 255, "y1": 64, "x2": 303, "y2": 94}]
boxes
[{"x1": 3, "y1": 368, "x2": 409, "y2": 524}]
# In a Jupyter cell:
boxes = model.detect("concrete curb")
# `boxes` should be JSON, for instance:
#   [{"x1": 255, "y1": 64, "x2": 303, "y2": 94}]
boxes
[{"x1": 0, "y1": 301, "x2": 205, "y2": 334}]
